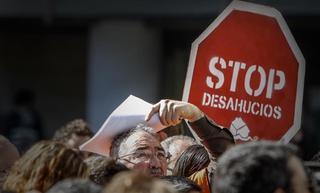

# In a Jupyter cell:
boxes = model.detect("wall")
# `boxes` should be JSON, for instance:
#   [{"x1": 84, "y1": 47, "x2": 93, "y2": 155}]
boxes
[{"x1": 0, "y1": 28, "x2": 87, "y2": 137}]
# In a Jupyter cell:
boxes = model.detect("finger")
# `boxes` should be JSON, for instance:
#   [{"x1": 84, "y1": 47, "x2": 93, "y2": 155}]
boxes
[
  {"x1": 166, "y1": 102, "x2": 174, "y2": 126},
  {"x1": 171, "y1": 106, "x2": 182, "y2": 125},
  {"x1": 159, "y1": 101, "x2": 169, "y2": 126},
  {"x1": 145, "y1": 102, "x2": 161, "y2": 121}
]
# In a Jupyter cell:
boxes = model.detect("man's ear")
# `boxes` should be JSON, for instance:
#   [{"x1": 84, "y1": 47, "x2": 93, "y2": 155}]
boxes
[{"x1": 274, "y1": 188, "x2": 286, "y2": 193}]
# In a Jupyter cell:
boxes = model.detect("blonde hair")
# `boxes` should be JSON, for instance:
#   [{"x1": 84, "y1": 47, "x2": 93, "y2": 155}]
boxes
[
  {"x1": 104, "y1": 171, "x2": 177, "y2": 193},
  {"x1": 3, "y1": 141, "x2": 88, "y2": 193}
]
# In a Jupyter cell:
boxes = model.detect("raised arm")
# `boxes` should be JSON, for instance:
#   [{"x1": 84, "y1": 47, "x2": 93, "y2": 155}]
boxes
[{"x1": 145, "y1": 99, "x2": 234, "y2": 158}]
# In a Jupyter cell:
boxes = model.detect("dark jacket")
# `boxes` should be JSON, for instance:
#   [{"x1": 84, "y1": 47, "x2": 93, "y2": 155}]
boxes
[{"x1": 189, "y1": 116, "x2": 235, "y2": 158}]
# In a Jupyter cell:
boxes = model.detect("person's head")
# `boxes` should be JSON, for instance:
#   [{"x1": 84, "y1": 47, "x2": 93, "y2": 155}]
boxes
[
  {"x1": 103, "y1": 171, "x2": 177, "y2": 193},
  {"x1": 161, "y1": 135, "x2": 196, "y2": 174},
  {"x1": 160, "y1": 176, "x2": 202, "y2": 193},
  {"x1": 213, "y1": 140, "x2": 310, "y2": 193},
  {"x1": 303, "y1": 161, "x2": 320, "y2": 193},
  {"x1": 46, "y1": 179, "x2": 102, "y2": 193},
  {"x1": 53, "y1": 119, "x2": 93, "y2": 148},
  {"x1": 84, "y1": 155, "x2": 128, "y2": 186},
  {"x1": 110, "y1": 124, "x2": 167, "y2": 176},
  {"x1": 0, "y1": 135, "x2": 20, "y2": 187},
  {"x1": 173, "y1": 144, "x2": 210, "y2": 177},
  {"x1": 3, "y1": 141, "x2": 88, "y2": 193}
]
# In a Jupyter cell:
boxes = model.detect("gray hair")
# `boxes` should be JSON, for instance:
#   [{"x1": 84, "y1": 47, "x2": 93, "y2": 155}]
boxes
[
  {"x1": 161, "y1": 135, "x2": 196, "y2": 156},
  {"x1": 109, "y1": 123, "x2": 159, "y2": 159}
]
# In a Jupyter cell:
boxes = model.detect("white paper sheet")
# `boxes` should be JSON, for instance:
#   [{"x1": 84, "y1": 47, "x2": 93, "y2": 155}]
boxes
[{"x1": 79, "y1": 95, "x2": 166, "y2": 156}]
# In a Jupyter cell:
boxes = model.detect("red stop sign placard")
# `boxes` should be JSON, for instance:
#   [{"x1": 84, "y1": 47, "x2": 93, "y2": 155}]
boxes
[{"x1": 183, "y1": 1, "x2": 305, "y2": 143}]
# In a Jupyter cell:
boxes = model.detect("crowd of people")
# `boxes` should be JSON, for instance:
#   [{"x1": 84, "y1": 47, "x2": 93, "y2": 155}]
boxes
[{"x1": 0, "y1": 99, "x2": 319, "y2": 193}]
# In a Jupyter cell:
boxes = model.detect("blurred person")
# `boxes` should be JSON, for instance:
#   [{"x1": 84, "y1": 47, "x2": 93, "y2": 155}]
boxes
[
  {"x1": 160, "y1": 176, "x2": 202, "y2": 193},
  {"x1": 213, "y1": 140, "x2": 311, "y2": 193},
  {"x1": 108, "y1": 99, "x2": 234, "y2": 177},
  {"x1": 161, "y1": 135, "x2": 197, "y2": 174},
  {"x1": 173, "y1": 144, "x2": 210, "y2": 177},
  {"x1": 3, "y1": 89, "x2": 43, "y2": 153},
  {"x1": 84, "y1": 155, "x2": 128, "y2": 186},
  {"x1": 312, "y1": 173, "x2": 320, "y2": 193},
  {"x1": 53, "y1": 119, "x2": 93, "y2": 149},
  {"x1": 303, "y1": 161, "x2": 320, "y2": 193},
  {"x1": 145, "y1": 99, "x2": 234, "y2": 193},
  {"x1": 103, "y1": 170, "x2": 177, "y2": 193},
  {"x1": 46, "y1": 179, "x2": 102, "y2": 193},
  {"x1": 173, "y1": 144, "x2": 210, "y2": 193},
  {"x1": 0, "y1": 135, "x2": 20, "y2": 188},
  {"x1": 312, "y1": 175, "x2": 320, "y2": 193},
  {"x1": 3, "y1": 141, "x2": 87, "y2": 193},
  {"x1": 309, "y1": 153, "x2": 320, "y2": 192}
]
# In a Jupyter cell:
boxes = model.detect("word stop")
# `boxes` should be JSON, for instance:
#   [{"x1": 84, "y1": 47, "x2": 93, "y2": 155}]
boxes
[{"x1": 206, "y1": 56, "x2": 286, "y2": 99}]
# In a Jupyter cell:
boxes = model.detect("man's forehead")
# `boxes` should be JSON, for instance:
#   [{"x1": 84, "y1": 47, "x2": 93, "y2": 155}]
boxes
[{"x1": 121, "y1": 130, "x2": 163, "y2": 153}]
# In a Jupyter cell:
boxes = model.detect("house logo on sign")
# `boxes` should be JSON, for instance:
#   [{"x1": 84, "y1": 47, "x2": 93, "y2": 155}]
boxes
[{"x1": 230, "y1": 117, "x2": 256, "y2": 141}]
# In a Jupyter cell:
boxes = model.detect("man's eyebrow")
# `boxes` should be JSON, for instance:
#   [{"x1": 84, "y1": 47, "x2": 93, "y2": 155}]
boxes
[
  {"x1": 135, "y1": 146, "x2": 149, "y2": 151},
  {"x1": 134, "y1": 146, "x2": 165, "y2": 152}
]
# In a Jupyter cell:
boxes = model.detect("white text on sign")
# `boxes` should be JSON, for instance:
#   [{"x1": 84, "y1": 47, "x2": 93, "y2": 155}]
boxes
[
  {"x1": 202, "y1": 93, "x2": 282, "y2": 119},
  {"x1": 206, "y1": 56, "x2": 286, "y2": 99},
  {"x1": 203, "y1": 56, "x2": 285, "y2": 120}
]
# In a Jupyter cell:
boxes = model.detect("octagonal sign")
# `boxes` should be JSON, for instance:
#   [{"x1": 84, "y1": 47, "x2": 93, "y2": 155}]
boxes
[{"x1": 182, "y1": 0, "x2": 305, "y2": 143}]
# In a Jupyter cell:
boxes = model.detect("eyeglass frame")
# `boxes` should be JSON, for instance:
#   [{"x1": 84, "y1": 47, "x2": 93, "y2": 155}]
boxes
[{"x1": 116, "y1": 147, "x2": 169, "y2": 164}]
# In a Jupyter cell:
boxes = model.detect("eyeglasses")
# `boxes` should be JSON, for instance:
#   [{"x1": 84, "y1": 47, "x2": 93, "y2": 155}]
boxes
[{"x1": 117, "y1": 149, "x2": 168, "y2": 163}]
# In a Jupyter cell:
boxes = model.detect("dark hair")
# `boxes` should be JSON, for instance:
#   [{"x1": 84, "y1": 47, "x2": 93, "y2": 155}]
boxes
[
  {"x1": 173, "y1": 144, "x2": 210, "y2": 177},
  {"x1": 53, "y1": 119, "x2": 93, "y2": 142},
  {"x1": 160, "y1": 176, "x2": 202, "y2": 193},
  {"x1": 109, "y1": 124, "x2": 159, "y2": 159},
  {"x1": 46, "y1": 179, "x2": 102, "y2": 193},
  {"x1": 85, "y1": 155, "x2": 128, "y2": 185},
  {"x1": 213, "y1": 140, "x2": 297, "y2": 193}
]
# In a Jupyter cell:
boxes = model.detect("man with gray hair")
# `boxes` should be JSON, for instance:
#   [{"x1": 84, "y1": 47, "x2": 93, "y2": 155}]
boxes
[
  {"x1": 161, "y1": 135, "x2": 196, "y2": 174},
  {"x1": 108, "y1": 99, "x2": 234, "y2": 177},
  {"x1": 110, "y1": 124, "x2": 167, "y2": 176}
]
